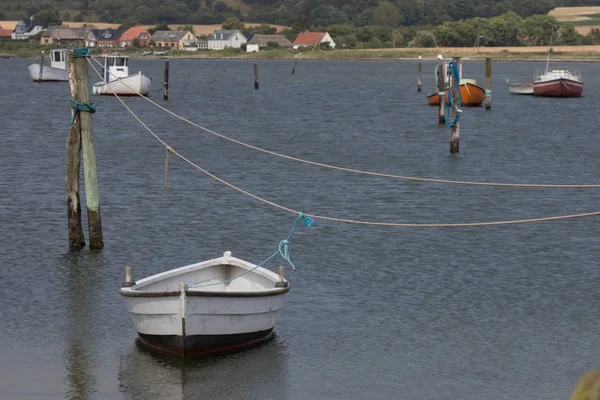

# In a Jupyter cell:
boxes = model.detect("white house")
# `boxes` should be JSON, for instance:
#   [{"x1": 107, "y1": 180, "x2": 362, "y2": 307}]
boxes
[
  {"x1": 12, "y1": 17, "x2": 45, "y2": 40},
  {"x1": 292, "y1": 31, "x2": 336, "y2": 49},
  {"x1": 207, "y1": 29, "x2": 247, "y2": 50}
]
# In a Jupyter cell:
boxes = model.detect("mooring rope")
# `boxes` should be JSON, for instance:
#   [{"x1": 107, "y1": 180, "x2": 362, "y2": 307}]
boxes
[
  {"x1": 444, "y1": 60, "x2": 463, "y2": 129},
  {"x1": 85, "y1": 58, "x2": 600, "y2": 228},
  {"x1": 187, "y1": 213, "x2": 313, "y2": 288},
  {"x1": 86, "y1": 55, "x2": 600, "y2": 189}
]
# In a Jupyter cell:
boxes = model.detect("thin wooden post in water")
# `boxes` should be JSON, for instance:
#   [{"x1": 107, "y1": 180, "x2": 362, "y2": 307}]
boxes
[
  {"x1": 417, "y1": 56, "x2": 422, "y2": 92},
  {"x1": 254, "y1": 63, "x2": 259, "y2": 89},
  {"x1": 450, "y1": 56, "x2": 461, "y2": 154},
  {"x1": 74, "y1": 53, "x2": 104, "y2": 250},
  {"x1": 164, "y1": 59, "x2": 169, "y2": 100},
  {"x1": 485, "y1": 57, "x2": 492, "y2": 110},
  {"x1": 66, "y1": 53, "x2": 85, "y2": 249},
  {"x1": 39, "y1": 51, "x2": 44, "y2": 82},
  {"x1": 438, "y1": 58, "x2": 446, "y2": 124},
  {"x1": 292, "y1": 56, "x2": 297, "y2": 74}
]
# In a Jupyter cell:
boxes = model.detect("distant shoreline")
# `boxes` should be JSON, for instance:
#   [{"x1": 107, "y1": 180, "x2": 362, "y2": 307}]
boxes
[{"x1": 4, "y1": 46, "x2": 600, "y2": 62}]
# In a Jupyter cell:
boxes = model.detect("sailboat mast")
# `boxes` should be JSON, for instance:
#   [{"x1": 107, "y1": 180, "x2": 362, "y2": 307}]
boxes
[{"x1": 546, "y1": 29, "x2": 554, "y2": 72}]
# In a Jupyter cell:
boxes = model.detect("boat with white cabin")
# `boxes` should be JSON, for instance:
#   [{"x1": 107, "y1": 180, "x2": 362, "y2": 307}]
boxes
[
  {"x1": 119, "y1": 251, "x2": 290, "y2": 356},
  {"x1": 27, "y1": 49, "x2": 68, "y2": 82},
  {"x1": 532, "y1": 31, "x2": 583, "y2": 97},
  {"x1": 92, "y1": 55, "x2": 151, "y2": 96}
]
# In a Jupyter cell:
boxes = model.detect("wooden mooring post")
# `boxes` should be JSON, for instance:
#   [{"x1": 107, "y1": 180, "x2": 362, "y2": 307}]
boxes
[
  {"x1": 67, "y1": 49, "x2": 104, "y2": 250},
  {"x1": 485, "y1": 57, "x2": 492, "y2": 110},
  {"x1": 450, "y1": 56, "x2": 461, "y2": 154},
  {"x1": 417, "y1": 56, "x2": 422, "y2": 92},
  {"x1": 39, "y1": 51, "x2": 44, "y2": 82},
  {"x1": 292, "y1": 56, "x2": 297, "y2": 74},
  {"x1": 253, "y1": 63, "x2": 259, "y2": 89},
  {"x1": 164, "y1": 59, "x2": 169, "y2": 100},
  {"x1": 66, "y1": 53, "x2": 85, "y2": 249},
  {"x1": 437, "y1": 57, "x2": 446, "y2": 124}
]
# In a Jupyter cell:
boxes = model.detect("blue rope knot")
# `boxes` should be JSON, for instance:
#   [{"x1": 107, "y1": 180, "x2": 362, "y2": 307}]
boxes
[
  {"x1": 277, "y1": 212, "x2": 314, "y2": 271},
  {"x1": 69, "y1": 97, "x2": 96, "y2": 125},
  {"x1": 485, "y1": 89, "x2": 492, "y2": 94},
  {"x1": 73, "y1": 47, "x2": 90, "y2": 58}
]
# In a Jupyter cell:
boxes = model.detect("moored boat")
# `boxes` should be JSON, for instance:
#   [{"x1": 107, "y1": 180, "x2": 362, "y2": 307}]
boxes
[
  {"x1": 92, "y1": 55, "x2": 151, "y2": 96},
  {"x1": 533, "y1": 68, "x2": 583, "y2": 97},
  {"x1": 532, "y1": 30, "x2": 583, "y2": 98},
  {"x1": 27, "y1": 49, "x2": 68, "y2": 82},
  {"x1": 428, "y1": 78, "x2": 485, "y2": 106},
  {"x1": 119, "y1": 251, "x2": 290, "y2": 357},
  {"x1": 508, "y1": 82, "x2": 534, "y2": 95}
]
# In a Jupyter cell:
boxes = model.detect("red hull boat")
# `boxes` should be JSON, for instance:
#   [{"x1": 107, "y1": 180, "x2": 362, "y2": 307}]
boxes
[{"x1": 533, "y1": 76, "x2": 583, "y2": 97}]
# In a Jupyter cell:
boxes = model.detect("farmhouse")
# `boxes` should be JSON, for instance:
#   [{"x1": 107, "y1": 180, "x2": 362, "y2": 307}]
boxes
[
  {"x1": 293, "y1": 31, "x2": 336, "y2": 49},
  {"x1": 207, "y1": 29, "x2": 247, "y2": 50}
]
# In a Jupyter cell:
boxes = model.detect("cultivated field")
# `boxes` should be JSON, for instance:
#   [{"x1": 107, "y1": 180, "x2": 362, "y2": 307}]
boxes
[{"x1": 548, "y1": 7, "x2": 600, "y2": 35}]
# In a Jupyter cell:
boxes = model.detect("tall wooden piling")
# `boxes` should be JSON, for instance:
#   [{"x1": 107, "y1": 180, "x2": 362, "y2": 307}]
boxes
[
  {"x1": 39, "y1": 51, "x2": 44, "y2": 82},
  {"x1": 164, "y1": 59, "x2": 169, "y2": 100},
  {"x1": 292, "y1": 56, "x2": 297, "y2": 74},
  {"x1": 485, "y1": 57, "x2": 492, "y2": 110},
  {"x1": 254, "y1": 63, "x2": 259, "y2": 89},
  {"x1": 66, "y1": 53, "x2": 85, "y2": 249},
  {"x1": 450, "y1": 57, "x2": 461, "y2": 154},
  {"x1": 437, "y1": 58, "x2": 446, "y2": 124},
  {"x1": 73, "y1": 52, "x2": 104, "y2": 250},
  {"x1": 417, "y1": 56, "x2": 422, "y2": 92}
]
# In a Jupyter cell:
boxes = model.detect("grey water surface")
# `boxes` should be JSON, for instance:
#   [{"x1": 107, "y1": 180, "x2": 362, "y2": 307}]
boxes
[{"x1": 1, "y1": 57, "x2": 599, "y2": 400}]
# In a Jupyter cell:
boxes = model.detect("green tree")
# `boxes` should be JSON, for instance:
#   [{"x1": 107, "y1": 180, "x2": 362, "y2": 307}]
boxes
[
  {"x1": 371, "y1": 1, "x2": 402, "y2": 27},
  {"x1": 409, "y1": 30, "x2": 437, "y2": 47},
  {"x1": 222, "y1": 17, "x2": 243, "y2": 30},
  {"x1": 132, "y1": 37, "x2": 140, "y2": 47}
]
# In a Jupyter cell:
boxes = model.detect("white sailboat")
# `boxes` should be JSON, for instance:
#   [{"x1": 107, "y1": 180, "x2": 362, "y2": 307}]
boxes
[
  {"x1": 92, "y1": 55, "x2": 151, "y2": 96},
  {"x1": 28, "y1": 49, "x2": 68, "y2": 82}
]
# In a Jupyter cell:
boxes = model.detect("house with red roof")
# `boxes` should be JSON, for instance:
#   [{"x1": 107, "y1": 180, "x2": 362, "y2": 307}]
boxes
[
  {"x1": 0, "y1": 25, "x2": 12, "y2": 38},
  {"x1": 293, "y1": 31, "x2": 336, "y2": 49},
  {"x1": 119, "y1": 26, "x2": 150, "y2": 47}
]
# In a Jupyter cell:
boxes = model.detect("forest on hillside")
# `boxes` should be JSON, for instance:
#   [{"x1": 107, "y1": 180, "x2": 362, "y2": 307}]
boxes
[{"x1": 1, "y1": 0, "x2": 600, "y2": 27}]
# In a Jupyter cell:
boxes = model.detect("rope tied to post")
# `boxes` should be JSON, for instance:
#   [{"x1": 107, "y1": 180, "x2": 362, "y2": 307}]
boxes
[
  {"x1": 188, "y1": 213, "x2": 313, "y2": 288},
  {"x1": 72, "y1": 47, "x2": 90, "y2": 58},
  {"x1": 444, "y1": 60, "x2": 463, "y2": 129},
  {"x1": 68, "y1": 98, "x2": 96, "y2": 125},
  {"x1": 485, "y1": 89, "x2": 492, "y2": 94}
]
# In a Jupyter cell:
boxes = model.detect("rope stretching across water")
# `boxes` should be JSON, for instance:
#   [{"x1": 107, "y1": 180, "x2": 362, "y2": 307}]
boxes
[
  {"x1": 84, "y1": 57, "x2": 600, "y2": 228},
  {"x1": 86, "y1": 55, "x2": 600, "y2": 189}
]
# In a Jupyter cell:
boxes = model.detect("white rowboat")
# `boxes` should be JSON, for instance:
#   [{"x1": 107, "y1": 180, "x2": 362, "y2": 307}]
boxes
[
  {"x1": 508, "y1": 82, "x2": 534, "y2": 95},
  {"x1": 119, "y1": 251, "x2": 290, "y2": 356}
]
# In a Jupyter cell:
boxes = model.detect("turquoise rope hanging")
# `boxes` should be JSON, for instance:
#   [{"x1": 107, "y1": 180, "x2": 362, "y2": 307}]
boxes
[
  {"x1": 188, "y1": 213, "x2": 313, "y2": 288},
  {"x1": 444, "y1": 61, "x2": 464, "y2": 129}
]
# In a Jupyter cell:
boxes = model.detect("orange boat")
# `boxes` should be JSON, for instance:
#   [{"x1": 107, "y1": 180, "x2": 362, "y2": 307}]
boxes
[{"x1": 427, "y1": 79, "x2": 485, "y2": 107}]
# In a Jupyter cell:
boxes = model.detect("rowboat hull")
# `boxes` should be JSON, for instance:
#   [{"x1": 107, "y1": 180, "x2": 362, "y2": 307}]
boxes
[
  {"x1": 27, "y1": 63, "x2": 67, "y2": 82},
  {"x1": 509, "y1": 83, "x2": 534, "y2": 95},
  {"x1": 119, "y1": 251, "x2": 290, "y2": 357},
  {"x1": 533, "y1": 78, "x2": 583, "y2": 97},
  {"x1": 93, "y1": 72, "x2": 151, "y2": 96},
  {"x1": 427, "y1": 83, "x2": 485, "y2": 106}
]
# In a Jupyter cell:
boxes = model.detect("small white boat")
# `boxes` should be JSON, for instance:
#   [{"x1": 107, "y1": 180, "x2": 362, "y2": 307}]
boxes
[
  {"x1": 119, "y1": 251, "x2": 290, "y2": 356},
  {"x1": 27, "y1": 49, "x2": 68, "y2": 82},
  {"x1": 508, "y1": 82, "x2": 534, "y2": 95},
  {"x1": 92, "y1": 55, "x2": 151, "y2": 96}
]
